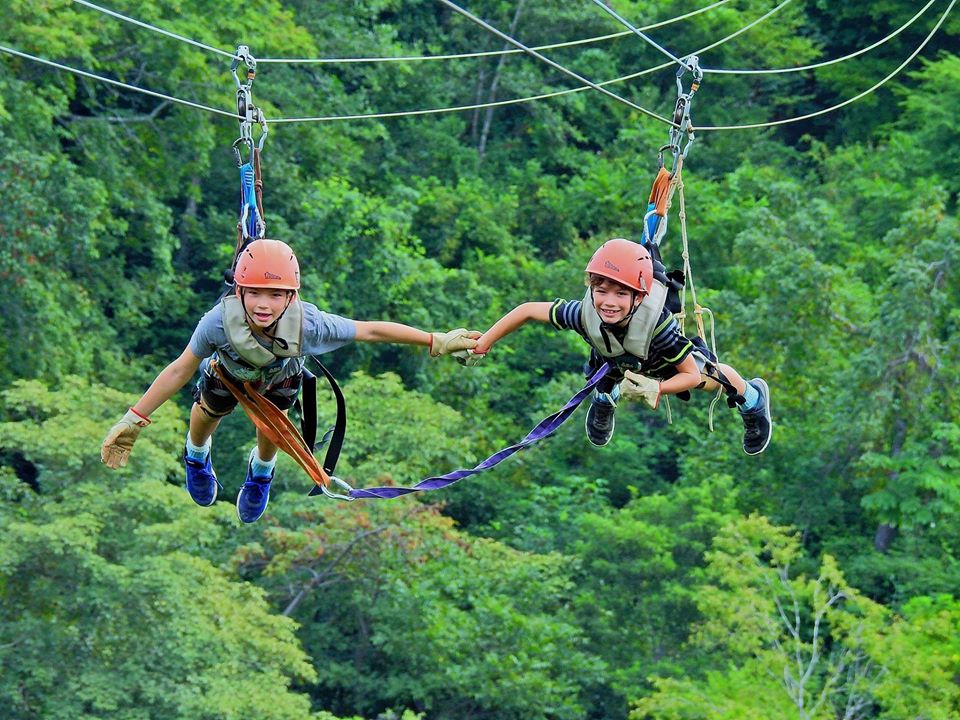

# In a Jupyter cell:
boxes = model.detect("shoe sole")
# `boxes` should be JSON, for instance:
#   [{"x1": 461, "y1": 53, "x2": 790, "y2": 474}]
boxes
[
  {"x1": 743, "y1": 378, "x2": 771, "y2": 456},
  {"x1": 584, "y1": 411, "x2": 615, "y2": 447}
]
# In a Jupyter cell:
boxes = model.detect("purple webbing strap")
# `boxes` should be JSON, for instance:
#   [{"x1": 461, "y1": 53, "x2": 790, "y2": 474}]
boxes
[{"x1": 349, "y1": 363, "x2": 610, "y2": 500}]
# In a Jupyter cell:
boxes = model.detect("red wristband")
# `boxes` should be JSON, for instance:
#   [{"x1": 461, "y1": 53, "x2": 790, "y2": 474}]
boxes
[{"x1": 129, "y1": 407, "x2": 152, "y2": 425}]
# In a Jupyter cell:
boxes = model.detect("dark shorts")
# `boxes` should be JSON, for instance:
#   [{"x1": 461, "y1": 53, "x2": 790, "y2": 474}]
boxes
[{"x1": 192, "y1": 364, "x2": 302, "y2": 417}]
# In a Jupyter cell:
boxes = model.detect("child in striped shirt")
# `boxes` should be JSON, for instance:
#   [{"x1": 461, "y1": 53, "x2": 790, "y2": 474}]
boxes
[{"x1": 473, "y1": 238, "x2": 771, "y2": 453}]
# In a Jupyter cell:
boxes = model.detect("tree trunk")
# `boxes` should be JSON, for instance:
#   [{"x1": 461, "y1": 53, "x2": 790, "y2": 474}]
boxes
[
  {"x1": 874, "y1": 523, "x2": 897, "y2": 552},
  {"x1": 478, "y1": 0, "x2": 526, "y2": 159},
  {"x1": 874, "y1": 416, "x2": 906, "y2": 553}
]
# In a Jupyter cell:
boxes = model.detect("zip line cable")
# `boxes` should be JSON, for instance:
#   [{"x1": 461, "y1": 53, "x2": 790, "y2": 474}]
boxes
[
  {"x1": 435, "y1": 0, "x2": 674, "y2": 126},
  {"x1": 6, "y1": 0, "x2": 948, "y2": 130},
  {"x1": 264, "y1": 0, "x2": 795, "y2": 122},
  {"x1": 73, "y1": 0, "x2": 929, "y2": 80},
  {"x1": 0, "y1": 44, "x2": 239, "y2": 119},
  {"x1": 259, "y1": 0, "x2": 735, "y2": 63},
  {"x1": 71, "y1": 0, "x2": 238, "y2": 61},
  {"x1": 590, "y1": 0, "x2": 693, "y2": 70},
  {"x1": 698, "y1": 0, "x2": 955, "y2": 130},
  {"x1": 71, "y1": 0, "x2": 732, "y2": 64},
  {"x1": 703, "y1": 0, "x2": 940, "y2": 74},
  {"x1": 62, "y1": 0, "x2": 788, "y2": 124},
  {"x1": 0, "y1": 0, "x2": 791, "y2": 125}
]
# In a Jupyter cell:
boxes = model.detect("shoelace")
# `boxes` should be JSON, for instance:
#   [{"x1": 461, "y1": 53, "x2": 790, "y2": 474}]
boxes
[{"x1": 242, "y1": 479, "x2": 270, "y2": 499}]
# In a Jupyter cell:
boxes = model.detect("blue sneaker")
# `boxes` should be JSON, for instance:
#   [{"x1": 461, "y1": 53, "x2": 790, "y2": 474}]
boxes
[
  {"x1": 236, "y1": 460, "x2": 275, "y2": 524},
  {"x1": 183, "y1": 448, "x2": 220, "y2": 507}
]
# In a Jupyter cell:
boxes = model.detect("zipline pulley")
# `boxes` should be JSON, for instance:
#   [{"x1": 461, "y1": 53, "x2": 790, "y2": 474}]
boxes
[
  {"x1": 659, "y1": 55, "x2": 702, "y2": 176},
  {"x1": 231, "y1": 45, "x2": 267, "y2": 163}
]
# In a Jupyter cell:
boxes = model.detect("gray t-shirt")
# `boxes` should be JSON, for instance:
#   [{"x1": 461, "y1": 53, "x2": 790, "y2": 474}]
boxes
[{"x1": 189, "y1": 300, "x2": 356, "y2": 385}]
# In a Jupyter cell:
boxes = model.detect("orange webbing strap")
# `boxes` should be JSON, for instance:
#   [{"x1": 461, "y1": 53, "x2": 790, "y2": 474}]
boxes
[
  {"x1": 212, "y1": 363, "x2": 331, "y2": 491},
  {"x1": 648, "y1": 166, "x2": 672, "y2": 218}
]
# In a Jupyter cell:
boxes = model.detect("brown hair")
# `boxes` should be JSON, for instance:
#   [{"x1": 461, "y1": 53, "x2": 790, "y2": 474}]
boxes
[{"x1": 585, "y1": 273, "x2": 633, "y2": 292}]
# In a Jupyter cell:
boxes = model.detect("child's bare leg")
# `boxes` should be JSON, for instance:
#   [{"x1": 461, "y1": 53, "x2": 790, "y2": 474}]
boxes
[
  {"x1": 189, "y1": 402, "x2": 224, "y2": 446},
  {"x1": 698, "y1": 362, "x2": 747, "y2": 395}
]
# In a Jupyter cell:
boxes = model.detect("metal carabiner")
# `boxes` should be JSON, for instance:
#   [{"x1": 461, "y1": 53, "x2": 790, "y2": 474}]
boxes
[
  {"x1": 253, "y1": 106, "x2": 268, "y2": 152},
  {"x1": 319, "y1": 475, "x2": 356, "y2": 502},
  {"x1": 231, "y1": 45, "x2": 257, "y2": 92},
  {"x1": 232, "y1": 136, "x2": 253, "y2": 168}
]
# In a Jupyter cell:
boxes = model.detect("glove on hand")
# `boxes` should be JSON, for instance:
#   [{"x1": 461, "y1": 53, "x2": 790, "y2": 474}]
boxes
[
  {"x1": 429, "y1": 328, "x2": 481, "y2": 357},
  {"x1": 101, "y1": 409, "x2": 151, "y2": 469},
  {"x1": 621, "y1": 370, "x2": 661, "y2": 409},
  {"x1": 452, "y1": 349, "x2": 485, "y2": 367}
]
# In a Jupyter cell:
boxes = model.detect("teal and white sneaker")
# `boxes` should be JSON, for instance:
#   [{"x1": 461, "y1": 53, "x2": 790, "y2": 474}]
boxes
[
  {"x1": 585, "y1": 396, "x2": 617, "y2": 447},
  {"x1": 740, "y1": 378, "x2": 772, "y2": 455}
]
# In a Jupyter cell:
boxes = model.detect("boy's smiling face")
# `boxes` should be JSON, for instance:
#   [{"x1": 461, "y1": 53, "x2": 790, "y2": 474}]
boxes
[
  {"x1": 591, "y1": 277, "x2": 640, "y2": 326},
  {"x1": 241, "y1": 287, "x2": 292, "y2": 329}
]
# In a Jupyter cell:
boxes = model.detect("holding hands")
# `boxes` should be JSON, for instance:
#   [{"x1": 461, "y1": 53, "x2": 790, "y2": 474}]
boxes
[{"x1": 429, "y1": 328, "x2": 482, "y2": 357}]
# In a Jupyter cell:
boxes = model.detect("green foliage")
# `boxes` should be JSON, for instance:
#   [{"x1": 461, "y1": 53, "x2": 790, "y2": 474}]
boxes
[
  {"x1": 233, "y1": 501, "x2": 603, "y2": 720},
  {"x1": 2, "y1": 1, "x2": 959, "y2": 717},
  {"x1": 0, "y1": 377, "x2": 185, "y2": 493},
  {"x1": 632, "y1": 515, "x2": 960, "y2": 719},
  {"x1": 0, "y1": 476, "x2": 317, "y2": 720}
]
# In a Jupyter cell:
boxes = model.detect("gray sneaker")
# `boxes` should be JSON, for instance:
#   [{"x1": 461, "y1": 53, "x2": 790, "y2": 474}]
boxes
[
  {"x1": 585, "y1": 397, "x2": 616, "y2": 447},
  {"x1": 740, "y1": 378, "x2": 771, "y2": 455}
]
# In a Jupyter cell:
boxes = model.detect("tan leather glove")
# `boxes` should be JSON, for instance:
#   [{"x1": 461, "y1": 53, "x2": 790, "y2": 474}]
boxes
[
  {"x1": 101, "y1": 409, "x2": 152, "y2": 469},
  {"x1": 452, "y1": 349, "x2": 485, "y2": 367},
  {"x1": 621, "y1": 370, "x2": 661, "y2": 409},
  {"x1": 429, "y1": 328, "x2": 481, "y2": 357}
]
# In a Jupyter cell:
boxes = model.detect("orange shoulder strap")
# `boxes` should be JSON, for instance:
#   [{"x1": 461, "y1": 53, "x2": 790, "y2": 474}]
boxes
[
  {"x1": 212, "y1": 363, "x2": 331, "y2": 491},
  {"x1": 648, "y1": 166, "x2": 672, "y2": 217}
]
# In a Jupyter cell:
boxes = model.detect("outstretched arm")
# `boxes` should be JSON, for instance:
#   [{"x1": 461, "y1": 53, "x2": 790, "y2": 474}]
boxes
[
  {"x1": 354, "y1": 321, "x2": 432, "y2": 346},
  {"x1": 354, "y1": 321, "x2": 480, "y2": 356},
  {"x1": 474, "y1": 302, "x2": 553, "y2": 355},
  {"x1": 101, "y1": 346, "x2": 202, "y2": 468},
  {"x1": 133, "y1": 346, "x2": 204, "y2": 417}
]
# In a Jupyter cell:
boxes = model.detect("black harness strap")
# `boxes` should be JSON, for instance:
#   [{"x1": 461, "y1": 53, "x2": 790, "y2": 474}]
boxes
[
  {"x1": 305, "y1": 358, "x2": 347, "y2": 497},
  {"x1": 298, "y1": 369, "x2": 318, "y2": 451},
  {"x1": 703, "y1": 363, "x2": 745, "y2": 407}
]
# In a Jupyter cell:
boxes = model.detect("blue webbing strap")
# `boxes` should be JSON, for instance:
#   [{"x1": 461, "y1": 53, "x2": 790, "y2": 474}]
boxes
[{"x1": 348, "y1": 363, "x2": 610, "y2": 500}]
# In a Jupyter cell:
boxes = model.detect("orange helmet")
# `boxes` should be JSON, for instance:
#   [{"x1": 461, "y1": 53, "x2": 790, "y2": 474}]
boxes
[
  {"x1": 234, "y1": 239, "x2": 300, "y2": 290},
  {"x1": 585, "y1": 238, "x2": 653, "y2": 295}
]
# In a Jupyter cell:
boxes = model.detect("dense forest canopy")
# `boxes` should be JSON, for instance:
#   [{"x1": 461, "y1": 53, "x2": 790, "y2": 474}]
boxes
[{"x1": 1, "y1": 1, "x2": 958, "y2": 718}]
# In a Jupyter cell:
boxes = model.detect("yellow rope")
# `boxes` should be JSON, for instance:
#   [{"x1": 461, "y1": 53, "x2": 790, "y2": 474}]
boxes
[{"x1": 662, "y1": 158, "x2": 724, "y2": 430}]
